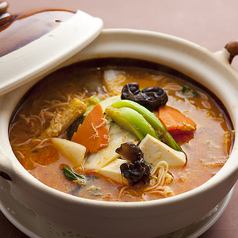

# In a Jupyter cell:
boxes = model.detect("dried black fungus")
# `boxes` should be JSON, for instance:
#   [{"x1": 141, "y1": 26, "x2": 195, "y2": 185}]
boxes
[
  {"x1": 116, "y1": 142, "x2": 151, "y2": 185},
  {"x1": 121, "y1": 82, "x2": 168, "y2": 111},
  {"x1": 67, "y1": 116, "x2": 84, "y2": 140}
]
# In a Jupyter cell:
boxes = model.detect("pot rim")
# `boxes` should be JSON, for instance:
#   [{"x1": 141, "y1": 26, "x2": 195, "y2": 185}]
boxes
[{"x1": 1, "y1": 28, "x2": 238, "y2": 209}]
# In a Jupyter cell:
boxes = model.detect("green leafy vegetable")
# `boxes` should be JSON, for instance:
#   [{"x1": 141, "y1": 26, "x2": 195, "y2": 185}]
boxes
[
  {"x1": 182, "y1": 85, "x2": 199, "y2": 97},
  {"x1": 62, "y1": 166, "x2": 85, "y2": 183}
]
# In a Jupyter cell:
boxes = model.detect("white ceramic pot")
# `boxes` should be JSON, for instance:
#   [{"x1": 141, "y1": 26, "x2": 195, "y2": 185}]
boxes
[{"x1": 1, "y1": 29, "x2": 238, "y2": 238}]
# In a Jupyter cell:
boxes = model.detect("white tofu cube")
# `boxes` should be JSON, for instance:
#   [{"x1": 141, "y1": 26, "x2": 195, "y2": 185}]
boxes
[
  {"x1": 139, "y1": 134, "x2": 186, "y2": 167},
  {"x1": 97, "y1": 159, "x2": 129, "y2": 185}
]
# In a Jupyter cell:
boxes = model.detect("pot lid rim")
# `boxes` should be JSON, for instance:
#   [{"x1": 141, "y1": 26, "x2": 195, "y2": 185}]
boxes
[{"x1": 0, "y1": 9, "x2": 103, "y2": 96}]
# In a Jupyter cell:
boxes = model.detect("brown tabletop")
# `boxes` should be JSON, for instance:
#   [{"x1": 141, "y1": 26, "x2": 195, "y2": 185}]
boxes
[{"x1": 1, "y1": 0, "x2": 238, "y2": 237}]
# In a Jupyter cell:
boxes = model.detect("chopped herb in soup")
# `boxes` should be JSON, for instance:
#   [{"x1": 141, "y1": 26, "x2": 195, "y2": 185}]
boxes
[{"x1": 9, "y1": 58, "x2": 234, "y2": 202}]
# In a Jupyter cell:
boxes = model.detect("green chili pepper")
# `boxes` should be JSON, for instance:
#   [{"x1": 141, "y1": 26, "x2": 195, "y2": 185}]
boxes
[
  {"x1": 105, "y1": 106, "x2": 158, "y2": 141},
  {"x1": 110, "y1": 100, "x2": 182, "y2": 151}
]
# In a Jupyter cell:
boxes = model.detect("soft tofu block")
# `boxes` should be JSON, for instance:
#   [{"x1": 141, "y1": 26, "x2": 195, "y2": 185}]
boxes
[
  {"x1": 139, "y1": 134, "x2": 186, "y2": 167},
  {"x1": 97, "y1": 158, "x2": 129, "y2": 185}
]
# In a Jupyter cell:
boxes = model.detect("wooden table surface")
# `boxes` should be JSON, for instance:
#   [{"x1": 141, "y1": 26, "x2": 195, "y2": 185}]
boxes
[{"x1": 1, "y1": 0, "x2": 238, "y2": 237}]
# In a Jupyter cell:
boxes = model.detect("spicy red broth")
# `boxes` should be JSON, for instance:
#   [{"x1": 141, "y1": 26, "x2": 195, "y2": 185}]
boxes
[{"x1": 9, "y1": 58, "x2": 234, "y2": 202}]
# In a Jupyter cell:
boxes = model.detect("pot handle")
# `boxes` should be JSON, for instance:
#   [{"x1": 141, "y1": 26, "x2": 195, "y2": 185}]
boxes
[{"x1": 224, "y1": 40, "x2": 238, "y2": 64}]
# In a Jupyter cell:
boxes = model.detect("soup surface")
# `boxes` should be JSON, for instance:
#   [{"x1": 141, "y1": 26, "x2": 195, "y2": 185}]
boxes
[{"x1": 9, "y1": 58, "x2": 233, "y2": 202}]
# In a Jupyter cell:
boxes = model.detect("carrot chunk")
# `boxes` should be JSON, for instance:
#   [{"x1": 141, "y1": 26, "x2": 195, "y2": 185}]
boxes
[
  {"x1": 71, "y1": 104, "x2": 109, "y2": 153},
  {"x1": 158, "y1": 106, "x2": 197, "y2": 132}
]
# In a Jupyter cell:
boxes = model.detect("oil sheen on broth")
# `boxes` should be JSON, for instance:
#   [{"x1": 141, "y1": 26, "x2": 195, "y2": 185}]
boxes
[{"x1": 9, "y1": 58, "x2": 233, "y2": 202}]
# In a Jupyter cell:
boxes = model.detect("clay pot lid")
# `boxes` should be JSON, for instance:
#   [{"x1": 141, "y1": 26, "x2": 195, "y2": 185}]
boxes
[{"x1": 0, "y1": 2, "x2": 103, "y2": 95}]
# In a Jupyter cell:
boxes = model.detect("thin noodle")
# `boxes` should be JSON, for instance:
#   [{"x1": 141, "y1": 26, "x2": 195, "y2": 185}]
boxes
[
  {"x1": 118, "y1": 185, "x2": 129, "y2": 199},
  {"x1": 30, "y1": 138, "x2": 49, "y2": 152},
  {"x1": 15, "y1": 151, "x2": 25, "y2": 159},
  {"x1": 145, "y1": 161, "x2": 168, "y2": 192},
  {"x1": 146, "y1": 190, "x2": 167, "y2": 198},
  {"x1": 11, "y1": 138, "x2": 32, "y2": 147},
  {"x1": 117, "y1": 161, "x2": 170, "y2": 200},
  {"x1": 9, "y1": 98, "x2": 71, "y2": 149}
]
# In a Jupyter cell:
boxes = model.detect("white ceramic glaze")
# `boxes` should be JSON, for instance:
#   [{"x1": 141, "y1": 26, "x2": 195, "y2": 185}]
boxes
[
  {"x1": 0, "y1": 177, "x2": 234, "y2": 238},
  {"x1": 1, "y1": 29, "x2": 238, "y2": 238}
]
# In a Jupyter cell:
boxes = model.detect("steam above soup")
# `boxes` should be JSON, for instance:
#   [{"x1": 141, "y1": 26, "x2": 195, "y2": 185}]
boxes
[{"x1": 9, "y1": 58, "x2": 233, "y2": 202}]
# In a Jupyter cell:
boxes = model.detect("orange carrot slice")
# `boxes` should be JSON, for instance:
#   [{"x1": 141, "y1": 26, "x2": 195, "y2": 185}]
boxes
[
  {"x1": 158, "y1": 106, "x2": 197, "y2": 132},
  {"x1": 71, "y1": 104, "x2": 109, "y2": 153}
]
